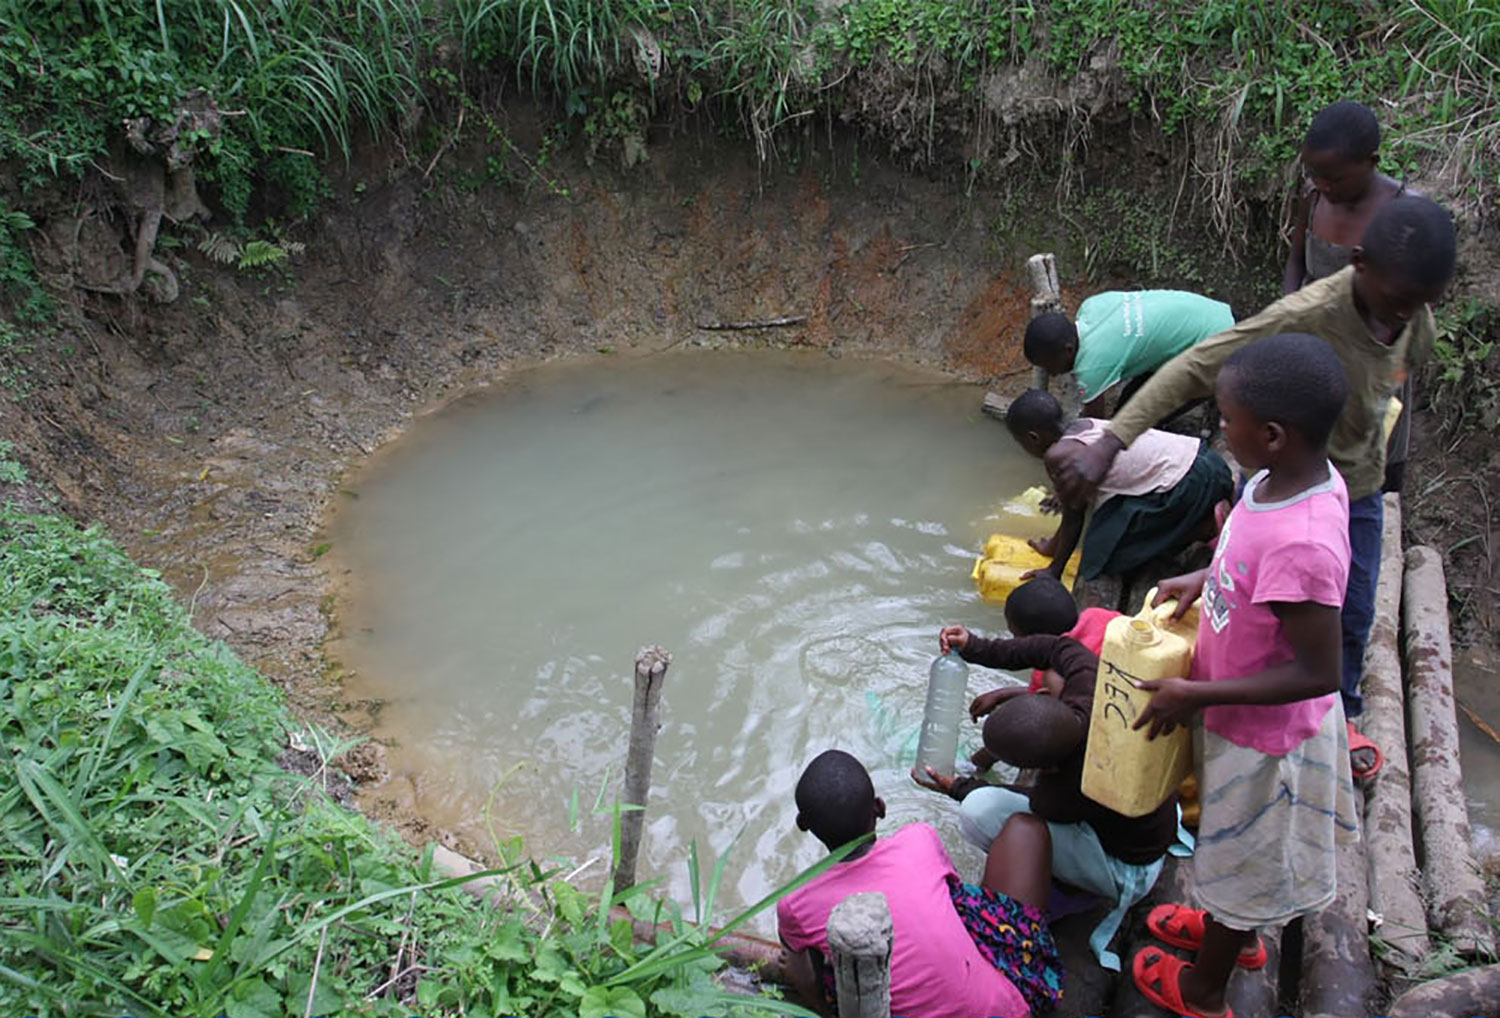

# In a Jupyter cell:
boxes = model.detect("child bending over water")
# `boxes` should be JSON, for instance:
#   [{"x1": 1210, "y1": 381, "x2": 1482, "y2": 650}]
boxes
[
  {"x1": 917, "y1": 628, "x2": 1178, "y2": 970},
  {"x1": 1005, "y1": 390, "x2": 1231, "y2": 582},
  {"x1": 939, "y1": 575, "x2": 1119, "y2": 770},
  {"x1": 1129, "y1": 333, "x2": 1358, "y2": 1018},
  {"x1": 778, "y1": 749, "x2": 1064, "y2": 1018},
  {"x1": 1023, "y1": 291, "x2": 1234, "y2": 418}
]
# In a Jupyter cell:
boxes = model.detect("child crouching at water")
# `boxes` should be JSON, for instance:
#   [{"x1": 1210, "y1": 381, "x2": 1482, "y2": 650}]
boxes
[
  {"x1": 1006, "y1": 390, "x2": 1231, "y2": 582},
  {"x1": 941, "y1": 575, "x2": 1120, "y2": 770},
  {"x1": 778, "y1": 749, "x2": 1064, "y2": 1017},
  {"x1": 1129, "y1": 333, "x2": 1357, "y2": 1018},
  {"x1": 917, "y1": 626, "x2": 1177, "y2": 970}
]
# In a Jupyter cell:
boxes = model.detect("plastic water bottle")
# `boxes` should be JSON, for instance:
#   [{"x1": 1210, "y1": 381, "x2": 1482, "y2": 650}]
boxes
[{"x1": 914, "y1": 652, "x2": 970, "y2": 777}]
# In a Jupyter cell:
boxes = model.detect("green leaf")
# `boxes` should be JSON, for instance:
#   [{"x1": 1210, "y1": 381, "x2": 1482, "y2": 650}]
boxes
[
  {"x1": 133, "y1": 887, "x2": 157, "y2": 929},
  {"x1": 581, "y1": 985, "x2": 646, "y2": 1018}
]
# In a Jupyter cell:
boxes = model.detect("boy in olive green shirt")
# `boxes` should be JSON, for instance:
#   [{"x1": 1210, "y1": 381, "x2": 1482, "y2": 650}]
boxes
[{"x1": 1048, "y1": 196, "x2": 1454, "y2": 765}]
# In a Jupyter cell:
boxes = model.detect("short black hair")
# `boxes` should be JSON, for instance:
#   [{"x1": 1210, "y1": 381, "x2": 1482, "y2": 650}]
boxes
[
  {"x1": 1023, "y1": 313, "x2": 1078, "y2": 366},
  {"x1": 1004, "y1": 389, "x2": 1065, "y2": 442},
  {"x1": 1305, "y1": 100, "x2": 1381, "y2": 161},
  {"x1": 1004, "y1": 576, "x2": 1079, "y2": 637},
  {"x1": 1220, "y1": 333, "x2": 1349, "y2": 448},
  {"x1": 794, "y1": 749, "x2": 875, "y2": 850},
  {"x1": 1360, "y1": 194, "x2": 1457, "y2": 291},
  {"x1": 982, "y1": 695, "x2": 1082, "y2": 768}
]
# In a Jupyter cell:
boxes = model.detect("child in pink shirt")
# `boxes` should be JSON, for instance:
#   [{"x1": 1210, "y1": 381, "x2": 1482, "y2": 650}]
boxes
[
  {"x1": 778, "y1": 750, "x2": 1063, "y2": 1017},
  {"x1": 1128, "y1": 333, "x2": 1358, "y2": 1018}
]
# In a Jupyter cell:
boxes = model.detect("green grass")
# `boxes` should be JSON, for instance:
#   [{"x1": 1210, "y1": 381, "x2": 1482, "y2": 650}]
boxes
[{"x1": 0, "y1": 511, "x2": 846, "y2": 1016}]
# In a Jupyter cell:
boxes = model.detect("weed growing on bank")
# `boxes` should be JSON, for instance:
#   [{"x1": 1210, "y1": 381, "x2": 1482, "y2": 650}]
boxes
[{"x1": 0, "y1": 511, "x2": 835, "y2": 1017}]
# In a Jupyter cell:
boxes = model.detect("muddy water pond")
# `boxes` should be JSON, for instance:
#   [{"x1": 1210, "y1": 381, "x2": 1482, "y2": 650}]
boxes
[{"x1": 328, "y1": 351, "x2": 1048, "y2": 922}]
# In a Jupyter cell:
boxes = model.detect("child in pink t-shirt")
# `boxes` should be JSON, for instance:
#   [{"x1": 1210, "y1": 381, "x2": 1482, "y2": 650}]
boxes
[
  {"x1": 777, "y1": 750, "x2": 1063, "y2": 1017},
  {"x1": 1127, "y1": 334, "x2": 1358, "y2": 1018}
]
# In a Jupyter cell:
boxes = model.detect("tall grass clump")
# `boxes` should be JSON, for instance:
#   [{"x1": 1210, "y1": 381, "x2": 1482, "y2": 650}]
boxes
[
  {"x1": 0, "y1": 510, "x2": 848, "y2": 1016},
  {"x1": 0, "y1": 0, "x2": 432, "y2": 219}
]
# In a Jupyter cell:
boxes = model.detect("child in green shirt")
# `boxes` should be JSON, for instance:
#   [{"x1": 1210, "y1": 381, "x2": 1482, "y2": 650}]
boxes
[{"x1": 1023, "y1": 290, "x2": 1235, "y2": 417}]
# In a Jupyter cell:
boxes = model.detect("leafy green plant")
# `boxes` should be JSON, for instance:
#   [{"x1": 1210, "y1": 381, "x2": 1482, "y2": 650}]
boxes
[
  {"x1": 0, "y1": 439, "x2": 26, "y2": 484},
  {"x1": 197, "y1": 231, "x2": 306, "y2": 272},
  {"x1": 1430, "y1": 297, "x2": 1500, "y2": 433},
  {"x1": 0, "y1": 510, "x2": 855, "y2": 1015}
]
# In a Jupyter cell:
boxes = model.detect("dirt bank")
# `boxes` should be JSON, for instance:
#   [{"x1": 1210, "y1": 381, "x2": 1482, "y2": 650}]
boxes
[{"x1": 4, "y1": 107, "x2": 1496, "y2": 858}]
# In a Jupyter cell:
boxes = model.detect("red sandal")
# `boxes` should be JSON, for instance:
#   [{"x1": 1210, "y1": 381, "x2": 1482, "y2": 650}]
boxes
[
  {"x1": 1347, "y1": 721, "x2": 1384, "y2": 780},
  {"x1": 1132, "y1": 946, "x2": 1234, "y2": 1018},
  {"x1": 1146, "y1": 904, "x2": 1267, "y2": 969}
]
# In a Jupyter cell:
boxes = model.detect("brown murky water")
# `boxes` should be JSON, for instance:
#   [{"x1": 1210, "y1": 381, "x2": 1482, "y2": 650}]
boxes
[
  {"x1": 327, "y1": 351, "x2": 1051, "y2": 923},
  {"x1": 1455, "y1": 646, "x2": 1500, "y2": 862}
]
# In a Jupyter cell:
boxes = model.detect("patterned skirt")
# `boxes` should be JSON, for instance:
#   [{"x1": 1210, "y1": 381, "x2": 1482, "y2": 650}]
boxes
[
  {"x1": 947, "y1": 877, "x2": 1065, "y2": 1015},
  {"x1": 1193, "y1": 701, "x2": 1359, "y2": 930}
]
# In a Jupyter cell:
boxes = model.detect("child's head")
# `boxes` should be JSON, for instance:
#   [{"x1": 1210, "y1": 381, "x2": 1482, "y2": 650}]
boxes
[
  {"x1": 1003, "y1": 575, "x2": 1079, "y2": 637},
  {"x1": 1022, "y1": 313, "x2": 1079, "y2": 377},
  {"x1": 794, "y1": 749, "x2": 885, "y2": 851},
  {"x1": 1352, "y1": 195, "x2": 1456, "y2": 328},
  {"x1": 981, "y1": 695, "x2": 1084, "y2": 769},
  {"x1": 1302, "y1": 100, "x2": 1381, "y2": 205},
  {"x1": 1215, "y1": 333, "x2": 1349, "y2": 473},
  {"x1": 1004, "y1": 389, "x2": 1066, "y2": 459}
]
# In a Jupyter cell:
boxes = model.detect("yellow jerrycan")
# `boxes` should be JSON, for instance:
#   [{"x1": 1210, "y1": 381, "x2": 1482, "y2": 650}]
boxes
[
  {"x1": 970, "y1": 534, "x2": 1081, "y2": 603},
  {"x1": 1080, "y1": 588, "x2": 1196, "y2": 817}
]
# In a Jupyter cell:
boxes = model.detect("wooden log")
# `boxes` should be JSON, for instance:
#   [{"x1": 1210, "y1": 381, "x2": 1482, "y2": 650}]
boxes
[
  {"x1": 1359, "y1": 494, "x2": 1431, "y2": 972},
  {"x1": 1388, "y1": 962, "x2": 1500, "y2": 1018},
  {"x1": 614, "y1": 644, "x2": 671, "y2": 891},
  {"x1": 1404, "y1": 546, "x2": 1496, "y2": 957},
  {"x1": 1301, "y1": 783, "x2": 1376, "y2": 1018},
  {"x1": 827, "y1": 892, "x2": 893, "y2": 1018},
  {"x1": 1220, "y1": 924, "x2": 1282, "y2": 1018}
]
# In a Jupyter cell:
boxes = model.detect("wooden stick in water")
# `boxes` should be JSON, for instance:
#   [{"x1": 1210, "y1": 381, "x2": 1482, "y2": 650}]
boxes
[{"x1": 614, "y1": 644, "x2": 670, "y2": 891}]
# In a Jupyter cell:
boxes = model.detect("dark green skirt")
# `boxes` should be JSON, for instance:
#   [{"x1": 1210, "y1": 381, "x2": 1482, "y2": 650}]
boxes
[{"x1": 1080, "y1": 443, "x2": 1232, "y2": 580}]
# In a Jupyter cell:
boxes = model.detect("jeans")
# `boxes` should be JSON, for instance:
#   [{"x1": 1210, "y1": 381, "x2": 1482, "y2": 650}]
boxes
[{"x1": 1342, "y1": 493, "x2": 1384, "y2": 718}]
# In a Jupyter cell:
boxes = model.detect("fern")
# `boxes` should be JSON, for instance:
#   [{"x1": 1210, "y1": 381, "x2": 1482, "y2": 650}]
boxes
[
  {"x1": 196, "y1": 232, "x2": 302, "y2": 271},
  {"x1": 197, "y1": 232, "x2": 241, "y2": 264},
  {"x1": 237, "y1": 239, "x2": 289, "y2": 269}
]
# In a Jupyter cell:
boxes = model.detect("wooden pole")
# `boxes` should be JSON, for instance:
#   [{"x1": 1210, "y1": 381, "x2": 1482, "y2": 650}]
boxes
[
  {"x1": 980, "y1": 252, "x2": 1067, "y2": 423},
  {"x1": 1388, "y1": 962, "x2": 1500, "y2": 1018},
  {"x1": 1359, "y1": 493, "x2": 1430, "y2": 971},
  {"x1": 1403, "y1": 546, "x2": 1496, "y2": 958},
  {"x1": 827, "y1": 892, "x2": 893, "y2": 1018},
  {"x1": 614, "y1": 644, "x2": 670, "y2": 892},
  {"x1": 1300, "y1": 783, "x2": 1375, "y2": 1018}
]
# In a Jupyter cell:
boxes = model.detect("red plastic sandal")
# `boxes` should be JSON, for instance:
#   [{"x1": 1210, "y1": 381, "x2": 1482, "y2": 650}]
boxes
[
  {"x1": 1146, "y1": 904, "x2": 1267, "y2": 970},
  {"x1": 1132, "y1": 946, "x2": 1235, "y2": 1018},
  {"x1": 1347, "y1": 721, "x2": 1384, "y2": 780}
]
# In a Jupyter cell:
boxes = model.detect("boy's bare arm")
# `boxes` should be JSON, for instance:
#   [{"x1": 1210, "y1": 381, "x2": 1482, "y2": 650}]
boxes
[
  {"x1": 1133, "y1": 601, "x2": 1341, "y2": 738},
  {"x1": 781, "y1": 947, "x2": 831, "y2": 1017},
  {"x1": 1282, "y1": 184, "x2": 1312, "y2": 294}
]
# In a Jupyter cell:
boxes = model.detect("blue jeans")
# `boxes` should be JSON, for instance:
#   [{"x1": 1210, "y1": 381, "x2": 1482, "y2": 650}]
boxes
[{"x1": 1342, "y1": 493, "x2": 1383, "y2": 718}]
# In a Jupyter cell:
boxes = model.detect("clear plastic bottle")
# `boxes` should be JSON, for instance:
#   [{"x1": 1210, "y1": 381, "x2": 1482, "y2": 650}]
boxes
[{"x1": 914, "y1": 652, "x2": 970, "y2": 777}]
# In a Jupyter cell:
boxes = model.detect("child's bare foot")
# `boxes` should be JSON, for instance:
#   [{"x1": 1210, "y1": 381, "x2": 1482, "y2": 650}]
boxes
[{"x1": 970, "y1": 747, "x2": 998, "y2": 772}]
